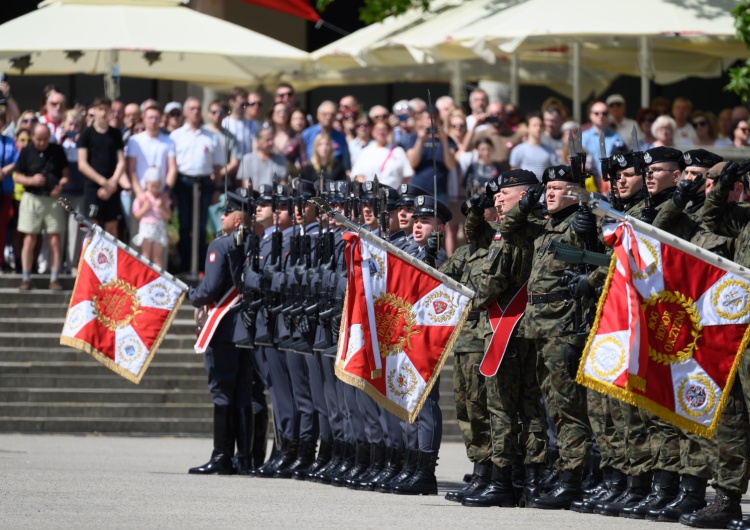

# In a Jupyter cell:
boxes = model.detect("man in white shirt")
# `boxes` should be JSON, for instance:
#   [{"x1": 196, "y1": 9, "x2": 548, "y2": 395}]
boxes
[
  {"x1": 222, "y1": 87, "x2": 259, "y2": 156},
  {"x1": 606, "y1": 94, "x2": 638, "y2": 149},
  {"x1": 171, "y1": 97, "x2": 225, "y2": 274},
  {"x1": 465, "y1": 89, "x2": 489, "y2": 132}
]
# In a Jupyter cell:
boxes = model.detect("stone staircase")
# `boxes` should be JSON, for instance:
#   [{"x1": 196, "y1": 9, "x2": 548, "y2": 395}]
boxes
[{"x1": 0, "y1": 274, "x2": 460, "y2": 440}]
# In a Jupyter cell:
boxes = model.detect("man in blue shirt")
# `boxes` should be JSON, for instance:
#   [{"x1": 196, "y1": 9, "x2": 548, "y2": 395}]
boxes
[
  {"x1": 0, "y1": 106, "x2": 19, "y2": 271},
  {"x1": 301, "y1": 101, "x2": 351, "y2": 171},
  {"x1": 581, "y1": 101, "x2": 625, "y2": 181}
]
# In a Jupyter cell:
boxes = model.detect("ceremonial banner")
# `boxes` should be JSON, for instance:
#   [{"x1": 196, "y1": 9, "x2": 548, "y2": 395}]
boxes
[
  {"x1": 335, "y1": 233, "x2": 471, "y2": 423},
  {"x1": 60, "y1": 231, "x2": 185, "y2": 384},
  {"x1": 578, "y1": 220, "x2": 750, "y2": 437}
]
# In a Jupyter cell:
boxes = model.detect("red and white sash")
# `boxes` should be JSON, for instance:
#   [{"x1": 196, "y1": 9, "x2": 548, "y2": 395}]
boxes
[
  {"x1": 479, "y1": 281, "x2": 528, "y2": 377},
  {"x1": 194, "y1": 287, "x2": 241, "y2": 354}
]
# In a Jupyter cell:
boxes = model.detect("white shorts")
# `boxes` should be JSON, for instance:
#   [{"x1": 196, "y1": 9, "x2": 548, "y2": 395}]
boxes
[{"x1": 132, "y1": 221, "x2": 168, "y2": 247}]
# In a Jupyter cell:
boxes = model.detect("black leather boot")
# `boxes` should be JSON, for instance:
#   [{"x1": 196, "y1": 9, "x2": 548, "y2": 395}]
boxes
[
  {"x1": 583, "y1": 465, "x2": 611, "y2": 498},
  {"x1": 727, "y1": 516, "x2": 750, "y2": 530},
  {"x1": 311, "y1": 439, "x2": 343, "y2": 483},
  {"x1": 527, "y1": 469, "x2": 583, "y2": 509},
  {"x1": 234, "y1": 407, "x2": 254, "y2": 476},
  {"x1": 319, "y1": 442, "x2": 355, "y2": 485},
  {"x1": 617, "y1": 470, "x2": 678, "y2": 518},
  {"x1": 571, "y1": 468, "x2": 626, "y2": 513},
  {"x1": 189, "y1": 405, "x2": 236, "y2": 475},
  {"x1": 391, "y1": 451, "x2": 438, "y2": 495},
  {"x1": 349, "y1": 443, "x2": 386, "y2": 489},
  {"x1": 518, "y1": 464, "x2": 543, "y2": 507},
  {"x1": 594, "y1": 471, "x2": 653, "y2": 516},
  {"x1": 445, "y1": 461, "x2": 492, "y2": 502},
  {"x1": 581, "y1": 453, "x2": 602, "y2": 495},
  {"x1": 462, "y1": 465, "x2": 516, "y2": 507},
  {"x1": 251, "y1": 410, "x2": 269, "y2": 471},
  {"x1": 333, "y1": 442, "x2": 371, "y2": 487},
  {"x1": 378, "y1": 448, "x2": 417, "y2": 493},
  {"x1": 276, "y1": 438, "x2": 316, "y2": 478},
  {"x1": 680, "y1": 487, "x2": 742, "y2": 528},
  {"x1": 293, "y1": 439, "x2": 332, "y2": 481},
  {"x1": 540, "y1": 448, "x2": 559, "y2": 493},
  {"x1": 257, "y1": 438, "x2": 298, "y2": 478},
  {"x1": 646, "y1": 473, "x2": 706, "y2": 522},
  {"x1": 362, "y1": 447, "x2": 403, "y2": 491}
]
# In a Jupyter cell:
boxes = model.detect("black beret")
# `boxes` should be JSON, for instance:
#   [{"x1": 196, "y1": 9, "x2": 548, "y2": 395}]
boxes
[
  {"x1": 542, "y1": 165, "x2": 575, "y2": 184},
  {"x1": 644, "y1": 146, "x2": 685, "y2": 170},
  {"x1": 485, "y1": 178, "x2": 500, "y2": 196},
  {"x1": 610, "y1": 151, "x2": 635, "y2": 170},
  {"x1": 412, "y1": 195, "x2": 452, "y2": 223},
  {"x1": 682, "y1": 149, "x2": 723, "y2": 169},
  {"x1": 395, "y1": 183, "x2": 431, "y2": 207},
  {"x1": 500, "y1": 169, "x2": 539, "y2": 189}
]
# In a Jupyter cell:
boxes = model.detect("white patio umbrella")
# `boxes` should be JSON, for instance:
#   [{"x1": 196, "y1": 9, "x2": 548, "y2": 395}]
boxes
[
  {"x1": 0, "y1": 0, "x2": 309, "y2": 88},
  {"x1": 441, "y1": 0, "x2": 747, "y2": 118}
]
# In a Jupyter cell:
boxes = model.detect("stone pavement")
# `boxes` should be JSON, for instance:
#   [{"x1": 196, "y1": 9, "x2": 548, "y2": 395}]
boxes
[{"x1": 4, "y1": 434, "x2": 748, "y2": 529}]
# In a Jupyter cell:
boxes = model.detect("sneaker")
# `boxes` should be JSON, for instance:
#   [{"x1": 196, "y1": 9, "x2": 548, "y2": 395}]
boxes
[
  {"x1": 48, "y1": 281, "x2": 63, "y2": 291},
  {"x1": 19, "y1": 281, "x2": 32, "y2": 291}
]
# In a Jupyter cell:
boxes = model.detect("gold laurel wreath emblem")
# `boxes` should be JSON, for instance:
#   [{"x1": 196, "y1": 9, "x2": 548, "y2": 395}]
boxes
[
  {"x1": 374, "y1": 293, "x2": 420, "y2": 357},
  {"x1": 424, "y1": 291, "x2": 455, "y2": 323},
  {"x1": 147, "y1": 282, "x2": 173, "y2": 308},
  {"x1": 590, "y1": 336, "x2": 627, "y2": 379},
  {"x1": 711, "y1": 279, "x2": 750, "y2": 321},
  {"x1": 677, "y1": 374, "x2": 716, "y2": 419},
  {"x1": 93, "y1": 279, "x2": 143, "y2": 331},
  {"x1": 633, "y1": 237, "x2": 659, "y2": 280},
  {"x1": 372, "y1": 255, "x2": 385, "y2": 281},
  {"x1": 89, "y1": 244, "x2": 115, "y2": 273},
  {"x1": 387, "y1": 365, "x2": 419, "y2": 398},
  {"x1": 642, "y1": 290, "x2": 703, "y2": 365}
]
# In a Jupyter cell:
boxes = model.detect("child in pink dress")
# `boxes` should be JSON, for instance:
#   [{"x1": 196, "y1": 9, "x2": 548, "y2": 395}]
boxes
[{"x1": 132, "y1": 169, "x2": 171, "y2": 267}]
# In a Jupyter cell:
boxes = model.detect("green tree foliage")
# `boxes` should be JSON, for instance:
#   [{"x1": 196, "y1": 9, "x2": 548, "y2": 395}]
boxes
[
  {"x1": 316, "y1": 0, "x2": 431, "y2": 24},
  {"x1": 726, "y1": 0, "x2": 750, "y2": 103}
]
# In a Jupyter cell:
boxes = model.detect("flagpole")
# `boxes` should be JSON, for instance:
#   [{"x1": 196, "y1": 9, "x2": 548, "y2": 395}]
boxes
[
  {"x1": 58, "y1": 198, "x2": 189, "y2": 292},
  {"x1": 589, "y1": 195, "x2": 750, "y2": 283},
  {"x1": 309, "y1": 197, "x2": 476, "y2": 300}
]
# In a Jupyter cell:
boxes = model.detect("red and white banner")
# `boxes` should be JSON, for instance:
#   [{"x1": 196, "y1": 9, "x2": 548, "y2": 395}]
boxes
[
  {"x1": 480, "y1": 284, "x2": 528, "y2": 377},
  {"x1": 60, "y1": 231, "x2": 185, "y2": 384},
  {"x1": 240, "y1": 0, "x2": 321, "y2": 22},
  {"x1": 335, "y1": 233, "x2": 471, "y2": 423},
  {"x1": 578, "y1": 220, "x2": 750, "y2": 438}
]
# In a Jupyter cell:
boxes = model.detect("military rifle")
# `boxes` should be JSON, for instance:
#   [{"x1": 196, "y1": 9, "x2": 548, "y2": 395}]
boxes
[{"x1": 599, "y1": 135, "x2": 624, "y2": 212}]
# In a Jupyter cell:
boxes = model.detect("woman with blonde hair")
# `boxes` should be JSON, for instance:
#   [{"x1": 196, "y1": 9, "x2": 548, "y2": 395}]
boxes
[
  {"x1": 300, "y1": 133, "x2": 346, "y2": 182},
  {"x1": 651, "y1": 115, "x2": 677, "y2": 147}
]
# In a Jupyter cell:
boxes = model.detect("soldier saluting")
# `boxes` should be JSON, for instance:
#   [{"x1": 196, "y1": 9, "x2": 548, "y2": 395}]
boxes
[{"x1": 500, "y1": 165, "x2": 594, "y2": 509}]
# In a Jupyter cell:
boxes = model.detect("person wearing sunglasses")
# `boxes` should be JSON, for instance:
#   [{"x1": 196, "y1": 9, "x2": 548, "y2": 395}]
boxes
[
  {"x1": 635, "y1": 108, "x2": 658, "y2": 150},
  {"x1": 204, "y1": 99, "x2": 239, "y2": 183},
  {"x1": 581, "y1": 101, "x2": 626, "y2": 181},
  {"x1": 731, "y1": 119, "x2": 750, "y2": 148},
  {"x1": 222, "y1": 87, "x2": 260, "y2": 157},
  {"x1": 687, "y1": 111, "x2": 718, "y2": 147}
]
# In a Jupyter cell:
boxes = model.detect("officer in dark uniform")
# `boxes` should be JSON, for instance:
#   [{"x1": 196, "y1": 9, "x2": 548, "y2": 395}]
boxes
[
  {"x1": 188, "y1": 191, "x2": 255, "y2": 475},
  {"x1": 392, "y1": 183, "x2": 430, "y2": 254},
  {"x1": 244, "y1": 184, "x2": 299, "y2": 477},
  {"x1": 391, "y1": 195, "x2": 452, "y2": 495}
]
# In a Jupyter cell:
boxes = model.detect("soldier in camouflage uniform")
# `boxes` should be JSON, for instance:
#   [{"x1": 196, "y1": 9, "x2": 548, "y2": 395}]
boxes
[
  {"x1": 616, "y1": 149, "x2": 728, "y2": 523},
  {"x1": 572, "y1": 151, "x2": 648, "y2": 514},
  {"x1": 500, "y1": 165, "x2": 594, "y2": 509},
  {"x1": 683, "y1": 160, "x2": 750, "y2": 529},
  {"x1": 439, "y1": 201, "x2": 495, "y2": 503},
  {"x1": 459, "y1": 169, "x2": 549, "y2": 508},
  {"x1": 596, "y1": 146, "x2": 687, "y2": 518}
]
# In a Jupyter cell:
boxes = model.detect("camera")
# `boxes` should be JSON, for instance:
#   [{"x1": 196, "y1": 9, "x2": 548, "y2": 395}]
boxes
[{"x1": 485, "y1": 115, "x2": 501, "y2": 126}]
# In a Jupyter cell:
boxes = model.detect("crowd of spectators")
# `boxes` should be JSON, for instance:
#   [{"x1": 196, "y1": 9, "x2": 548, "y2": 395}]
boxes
[{"x1": 1, "y1": 78, "x2": 748, "y2": 286}]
